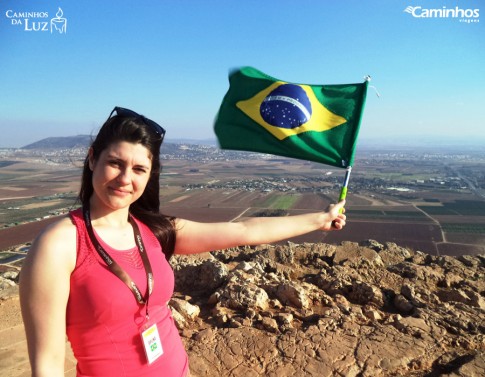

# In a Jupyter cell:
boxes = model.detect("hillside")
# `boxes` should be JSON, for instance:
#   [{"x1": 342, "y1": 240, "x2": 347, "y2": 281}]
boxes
[
  {"x1": 20, "y1": 135, "x2": 216, "y2": 150},
  {"x1": 21, "y1": 135, "x2": 92, "y2": 149},
  {"x1": 1, "y1": 240, "x2": 484, "y2": 376}
]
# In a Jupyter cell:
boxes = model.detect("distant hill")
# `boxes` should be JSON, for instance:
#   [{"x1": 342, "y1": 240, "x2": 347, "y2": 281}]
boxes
[
  {"x1": 21, "y1": 135, "x2": 217, "y2": 150},
  {"x1": 22, "y1": 135, "x2": 92, "y2": 149}
]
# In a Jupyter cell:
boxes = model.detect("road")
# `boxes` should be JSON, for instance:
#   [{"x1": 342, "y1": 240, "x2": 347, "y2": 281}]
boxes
[{"x1": 446, "y1": 163, "x2": 485, "y2": 199}]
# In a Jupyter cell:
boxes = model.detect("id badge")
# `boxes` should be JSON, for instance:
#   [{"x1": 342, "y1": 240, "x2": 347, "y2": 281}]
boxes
[{"x1": 140, "y1": 322, "x2": 163, "y2": 364}]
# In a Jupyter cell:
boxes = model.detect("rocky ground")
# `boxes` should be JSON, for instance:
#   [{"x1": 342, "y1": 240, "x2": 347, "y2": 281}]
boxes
[
  {"x1": 1, "y1": 240, "x2": 484, "y2": 376},
  {"x1": 169, "y1": 240, "x2": 485, "y2": 376}
]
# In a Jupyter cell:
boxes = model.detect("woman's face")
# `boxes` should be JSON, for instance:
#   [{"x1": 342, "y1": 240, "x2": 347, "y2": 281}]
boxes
[{"x1": 89, "y1": 141, "x2": 153, "y2": 213}]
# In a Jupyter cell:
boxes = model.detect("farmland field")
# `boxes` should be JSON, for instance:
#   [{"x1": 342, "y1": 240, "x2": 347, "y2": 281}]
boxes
[
  {"x1": 1, "y1": 144, "x2": 485, "y2": 257},
  {"x1": 256, "y1": 194, "x2": 300, "y2": 210},
  {"x1": 441, "y1": 223, "x2": 485, "y2": 234},
  {"x1": 418, "y1": 200, "x2": 485, "y2": 216}
]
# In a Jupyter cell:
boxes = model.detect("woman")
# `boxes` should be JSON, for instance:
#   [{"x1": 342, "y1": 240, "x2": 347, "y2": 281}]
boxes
[{"x1": 20, "y1": 107, "x2": 346, "y2": 377}]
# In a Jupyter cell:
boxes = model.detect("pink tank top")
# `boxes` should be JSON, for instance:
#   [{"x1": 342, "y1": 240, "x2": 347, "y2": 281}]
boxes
[{"x1": 67, "y1": 209, "x2": 188, "y2": 377}]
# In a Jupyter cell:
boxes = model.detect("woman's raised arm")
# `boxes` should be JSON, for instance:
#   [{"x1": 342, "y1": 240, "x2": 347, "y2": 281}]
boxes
[
  {"x1": 19, "y1": 217, "x2": 77, "y2": 377},
  {"x1": 173, "y1": 200, "x2": 346, "y2": 255}
]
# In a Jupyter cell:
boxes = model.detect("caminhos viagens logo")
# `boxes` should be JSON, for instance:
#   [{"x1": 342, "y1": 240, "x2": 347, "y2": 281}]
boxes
[{"x1": 404, "y1": 4, "x2": 480, "y2": 23}]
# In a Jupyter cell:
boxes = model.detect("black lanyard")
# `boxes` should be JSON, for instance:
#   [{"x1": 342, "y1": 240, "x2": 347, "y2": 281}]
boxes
[{"x1": 82, "y1": 206, "x2": 154, "y2": 307}]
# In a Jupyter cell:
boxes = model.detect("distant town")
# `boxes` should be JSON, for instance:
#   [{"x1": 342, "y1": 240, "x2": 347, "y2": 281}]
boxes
[{"x1": 1, "y1": 139, "x2": 484, "y2": 198}]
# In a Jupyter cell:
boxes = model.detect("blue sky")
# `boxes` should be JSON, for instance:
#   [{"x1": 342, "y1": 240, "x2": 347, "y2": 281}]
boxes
[{"x1": 1, "y1": 0, "x2": 484, "y2": 147}]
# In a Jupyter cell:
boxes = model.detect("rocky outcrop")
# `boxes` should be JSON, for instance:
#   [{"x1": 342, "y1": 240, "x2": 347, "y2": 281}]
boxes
[
  {"x1": 169, "y1": 240, "x2": 485, "y2": 377},
  {"x1": 1, "y1": 240, "x2": 483, "y2": 376},
  {"x1": 0, "y1": 269, "x2": 20, "y2": 300}
]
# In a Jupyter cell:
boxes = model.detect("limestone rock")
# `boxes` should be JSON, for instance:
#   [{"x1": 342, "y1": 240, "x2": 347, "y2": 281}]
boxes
[
  {"x1": 275, "y1": 282, "x2": 309, "y2": 309},
  {"x1": 218, "y1": 281, "x2": 269, "y2": 311},
  {"x1": 176, "y1": 242, "x2": 485, "y2": 376},
  {"x1": 170, "y1": 297, "x2": 200, "y2": 320},
  {"x1": 173, "y1": 259, "x2": 228, "y2": 292},
  {"x1": 0, "y1": 276, "x2": 16, "y2": 290},
  {"x1": 1, "y1": 270, "x2": 19, "y2": 282}
]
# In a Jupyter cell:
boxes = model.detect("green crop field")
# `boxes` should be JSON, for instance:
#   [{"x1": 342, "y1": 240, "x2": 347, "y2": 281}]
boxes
[
  {"x1": 347, "y1": 209, "x2": 429, "y2": 221},
  {"x1": 441, "y1": 223, "x2": 485, "y2": 234},
  {"x1": 258, "y1": 194, "x2": 300, "y2": 210},
  {"x1": 383, "y1": 211, "x2": 428, "y2": 218},
  {"x1": 347, "y1": 209, "x2": 385, "y2": 217},
  {"x1": 419, "y1": 200, "x2": 485, "y2": 216}
]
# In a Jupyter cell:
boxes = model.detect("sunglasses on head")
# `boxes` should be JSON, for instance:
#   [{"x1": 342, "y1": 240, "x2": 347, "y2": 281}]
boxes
[{"x1": 108, "y1": 106, "x2": 166, "y2": 142}]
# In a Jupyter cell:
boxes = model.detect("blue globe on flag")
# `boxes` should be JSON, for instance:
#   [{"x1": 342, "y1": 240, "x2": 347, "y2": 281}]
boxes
[{"x1": 260, "y1": 84, "x2": 312, "y2": 129}]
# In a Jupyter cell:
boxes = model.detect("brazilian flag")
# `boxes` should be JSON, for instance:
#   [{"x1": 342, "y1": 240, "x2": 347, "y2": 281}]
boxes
[{"x1": 214, "y1": 67, "x2": 368, "y2": 168}]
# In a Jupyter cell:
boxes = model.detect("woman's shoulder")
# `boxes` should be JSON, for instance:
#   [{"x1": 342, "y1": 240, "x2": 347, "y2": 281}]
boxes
[
  {"x1": 27, "y1": 214, "x2": 78, "y2": 268},
  {"x1": 38, "y1": 214, "x2": 77, "y2": 241},
  {"x1": 20, "y1": 215, "x2": 78, "y2": 299}
]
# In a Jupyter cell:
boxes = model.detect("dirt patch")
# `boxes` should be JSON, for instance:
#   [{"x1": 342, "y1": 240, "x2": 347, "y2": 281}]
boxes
[
  {"x1": 0, "y1": 187, "x2": 27, "y2": 192},
  {"x1": 20, "y1": 200, "x2": 63, "y2": 210},
  {"x1": 170, "y1": 195, "x2": 191, "y2": 203}
]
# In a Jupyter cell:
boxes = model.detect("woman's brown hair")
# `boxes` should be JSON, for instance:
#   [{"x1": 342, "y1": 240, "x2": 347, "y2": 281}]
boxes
[{"x1": 78, "y1": 114, "x2": 176, "y2": 259}]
